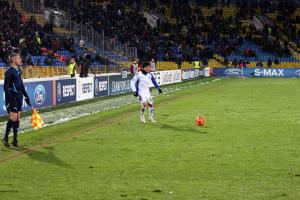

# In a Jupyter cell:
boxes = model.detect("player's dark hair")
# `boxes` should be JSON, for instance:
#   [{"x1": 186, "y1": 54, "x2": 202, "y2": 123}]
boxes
[{"x1": 142, "y1": 62, "x2": 150, "y2": 68}]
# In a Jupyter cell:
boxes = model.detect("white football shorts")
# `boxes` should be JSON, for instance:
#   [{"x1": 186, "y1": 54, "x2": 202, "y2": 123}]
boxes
[{"x1": 139, "y1": 92, "x2": 153, "y2": 105}]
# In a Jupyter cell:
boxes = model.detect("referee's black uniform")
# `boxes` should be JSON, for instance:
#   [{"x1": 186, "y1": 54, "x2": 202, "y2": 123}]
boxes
[{"x1": 3, "y1": 66, "x2": 30, "y2": 146}]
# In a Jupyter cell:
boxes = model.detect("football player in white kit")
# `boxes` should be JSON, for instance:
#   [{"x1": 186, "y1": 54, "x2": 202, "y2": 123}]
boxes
[{"x1": 131, "y1": 62, "x2": 162, "y2": 123}]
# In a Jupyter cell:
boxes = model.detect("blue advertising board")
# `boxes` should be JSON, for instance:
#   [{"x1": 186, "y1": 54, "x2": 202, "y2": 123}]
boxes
[
  {"x1": 0, "y1": 80, "x2": 54, "y2": 115},
  {"x1": 108, "y1": 73, "x2": 134, "y2": 95},
  {"x1": 0, "y1": 84, "x2": 32, "y2": 115},
  {"x1": 244, "y1": 68, "x2": 300, "y2": 77},
  {"x1": 94, "y1": 76, "x2": 109, "y2": 97},
  {"x1": 0, "y1": 85, "x2": 6, "y2": 115},
  {"x1": 213, "y1": 68, "x2": 300, "y2": 78},
  {"x1": 213, "y1": 68, "x2": 242, "y2": 77},
  {"x1": 24, "y1": 81, "x2": 53, "y2": 109},
  {"x1": 56, "y1": 79, "x2": 76, "y2": 104}
]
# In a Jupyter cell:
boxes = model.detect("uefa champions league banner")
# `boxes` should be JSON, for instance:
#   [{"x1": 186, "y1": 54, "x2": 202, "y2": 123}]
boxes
[
  {"x1": 195, "y1": 69, "x2": 205, "y2": 78},
  {"x1": 150, "y1": 70, "x2": 182, "y2": 86},
  {"x1": 213, "y1": 68, "x2": 300, "y2": 77},
  {"x1": 94, "y1": 75, "x2": 109, "y2": 97},
  {"x1": 182, "y1": 69, "x2": 205, "y2": 80},
  {"x1": 55, "y1": 79, "x2": 76, "y2": 105},
  {"x1": 159, "y1": 70, "x2": 182, "y2": 85},
  {"x1": 76, "y1": 77, "x2": 94, "y2": 101},
  {"x1": 182, "y1": 69, "x2": 195, "y2": 80},
  {"x1": 108, "y1": 73, "x2": 134, "y2": 95}
]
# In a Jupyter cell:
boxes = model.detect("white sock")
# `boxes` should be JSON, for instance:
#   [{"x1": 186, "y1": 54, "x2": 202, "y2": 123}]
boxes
[{"x1": 149, "y1": 107, "x2": 154, "y2": 118}]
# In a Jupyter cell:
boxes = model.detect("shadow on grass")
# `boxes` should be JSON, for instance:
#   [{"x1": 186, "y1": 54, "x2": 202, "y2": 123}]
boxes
[
  {"x1": 17, "y1": 146, "x2": 73, "y2": 169},
  {"x1": 154, "y1": 122, "x2": 207, "y2": 134}
]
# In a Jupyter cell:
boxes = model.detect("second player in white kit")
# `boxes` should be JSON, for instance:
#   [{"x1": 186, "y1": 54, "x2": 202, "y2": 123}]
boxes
[{"x1": 131, "y1": 62, "x2": 162, "y2": 123}]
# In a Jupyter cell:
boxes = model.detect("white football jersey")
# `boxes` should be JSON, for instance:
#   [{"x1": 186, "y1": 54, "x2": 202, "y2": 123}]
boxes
[{"x1": 131, "y1": 71, "x2": 160, "y2": 95}]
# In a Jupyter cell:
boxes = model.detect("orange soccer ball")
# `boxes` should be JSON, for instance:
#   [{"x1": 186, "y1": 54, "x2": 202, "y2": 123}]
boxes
[{"x1": 195, "y1": 117, "x2": 205, "y2": 126}]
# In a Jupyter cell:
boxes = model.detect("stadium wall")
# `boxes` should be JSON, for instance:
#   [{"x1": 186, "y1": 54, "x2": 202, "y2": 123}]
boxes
[{"x1": 0, "y1": 69, "x2": 207, "y2": 116}]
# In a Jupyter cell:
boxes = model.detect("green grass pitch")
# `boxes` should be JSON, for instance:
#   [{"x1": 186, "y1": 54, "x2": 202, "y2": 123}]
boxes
[{"x1": 0, "y1": 78, "x2": 299, "y2": 200}]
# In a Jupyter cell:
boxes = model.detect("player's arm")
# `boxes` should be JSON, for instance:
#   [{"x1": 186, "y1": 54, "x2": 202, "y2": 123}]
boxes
[
  {"x1": 130, "y1": 74, "x2": 139, "y2": 96},
  {"x1": 150, "y1": 74, "x2": 162, "y2": 94},
  {"x1": 20, "y1": 78, "x2": 31, "y2": 106},
  {"x1": 4, "y1": 70, "x2": 13, "y2": 104}
]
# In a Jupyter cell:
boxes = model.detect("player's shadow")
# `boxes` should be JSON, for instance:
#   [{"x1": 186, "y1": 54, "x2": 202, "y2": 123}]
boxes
[
  {"x1": 154, "y1": 122, "x2": 207, "y2": 134},
  {"x1": 18, "y1": 146, "x2": 73, "y2": 169}
]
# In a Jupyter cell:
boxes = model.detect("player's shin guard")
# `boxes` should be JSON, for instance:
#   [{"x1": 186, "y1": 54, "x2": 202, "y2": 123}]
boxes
[
  {"x1": 4, "y1": 119, "x2": 13, "y2": 141},
  {"x1": 12, "y1": 121, "x2": 19, "y2": 142}
]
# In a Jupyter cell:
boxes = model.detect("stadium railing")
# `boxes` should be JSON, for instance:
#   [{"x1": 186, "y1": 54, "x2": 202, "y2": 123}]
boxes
[
  {"x1": 42, "y1": 7, "x2": 137, "y2": 61},
  {"x1": 0, "y1": 65, "x2": 125, "y2": 80}
]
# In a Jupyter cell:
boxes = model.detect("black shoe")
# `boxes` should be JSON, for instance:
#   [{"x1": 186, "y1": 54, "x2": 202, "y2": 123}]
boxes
[
  {"x1": 2, "y1": 138, "x2": 10, "y2": 147},
  {"x1": 11, "y1": 140, "x2": 18, "y2": 147}
]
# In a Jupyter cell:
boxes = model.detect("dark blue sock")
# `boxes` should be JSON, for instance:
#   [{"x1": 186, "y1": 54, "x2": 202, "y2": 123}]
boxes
[
  {"x1": 4, "y1": 119, "x2": 13, "y2": 141},
  {"x1": 12, "y1": 121, "x2": 19, "y2": 141}
]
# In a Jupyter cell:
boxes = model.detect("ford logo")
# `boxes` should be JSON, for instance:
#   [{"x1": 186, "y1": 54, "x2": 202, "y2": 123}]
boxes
[{"x1": 225, "y1": 68, "x2": 242, "y2": 76}]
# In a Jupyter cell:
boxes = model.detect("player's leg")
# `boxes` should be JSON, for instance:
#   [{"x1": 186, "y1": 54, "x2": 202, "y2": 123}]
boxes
[
  {"x1": 139, "y1": 95, "x2": 148, "y2": 123},
  {"x1": 11, "y1": 111, "x2": 21, "y2": 147},
  {"x1": 11, "y1": 95, "x2": 23, "y2": 147},
  {"x1": 2, "y1": 96, "x2": 19, "y2": 147},
  {"x1": 2, "y1": 111, "x2": 18, "y2": 147},
  {"x1": 147, "y1": 97, "x2": 156, "y2": 123}
]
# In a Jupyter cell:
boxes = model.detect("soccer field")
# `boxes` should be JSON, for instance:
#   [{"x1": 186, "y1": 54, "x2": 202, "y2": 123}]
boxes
[{"x1": 0, "y1": 78, "x2": 299, "y2": 200}]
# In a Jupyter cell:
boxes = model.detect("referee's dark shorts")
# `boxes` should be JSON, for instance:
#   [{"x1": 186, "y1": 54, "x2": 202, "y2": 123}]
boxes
[{"x1": 6, "y1": 93, "x2": 23, "y2": 113}]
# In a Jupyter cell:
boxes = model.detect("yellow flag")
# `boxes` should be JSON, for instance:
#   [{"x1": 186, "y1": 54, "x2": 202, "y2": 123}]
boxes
[{"x1": 31, "y1": 109, "x2": 44, "y2": 130}]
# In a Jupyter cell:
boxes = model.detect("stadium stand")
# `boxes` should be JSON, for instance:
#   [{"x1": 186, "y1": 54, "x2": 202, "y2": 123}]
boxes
[{"x1": 1, "y1": 0, "x2": 300, "y2": 78}]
